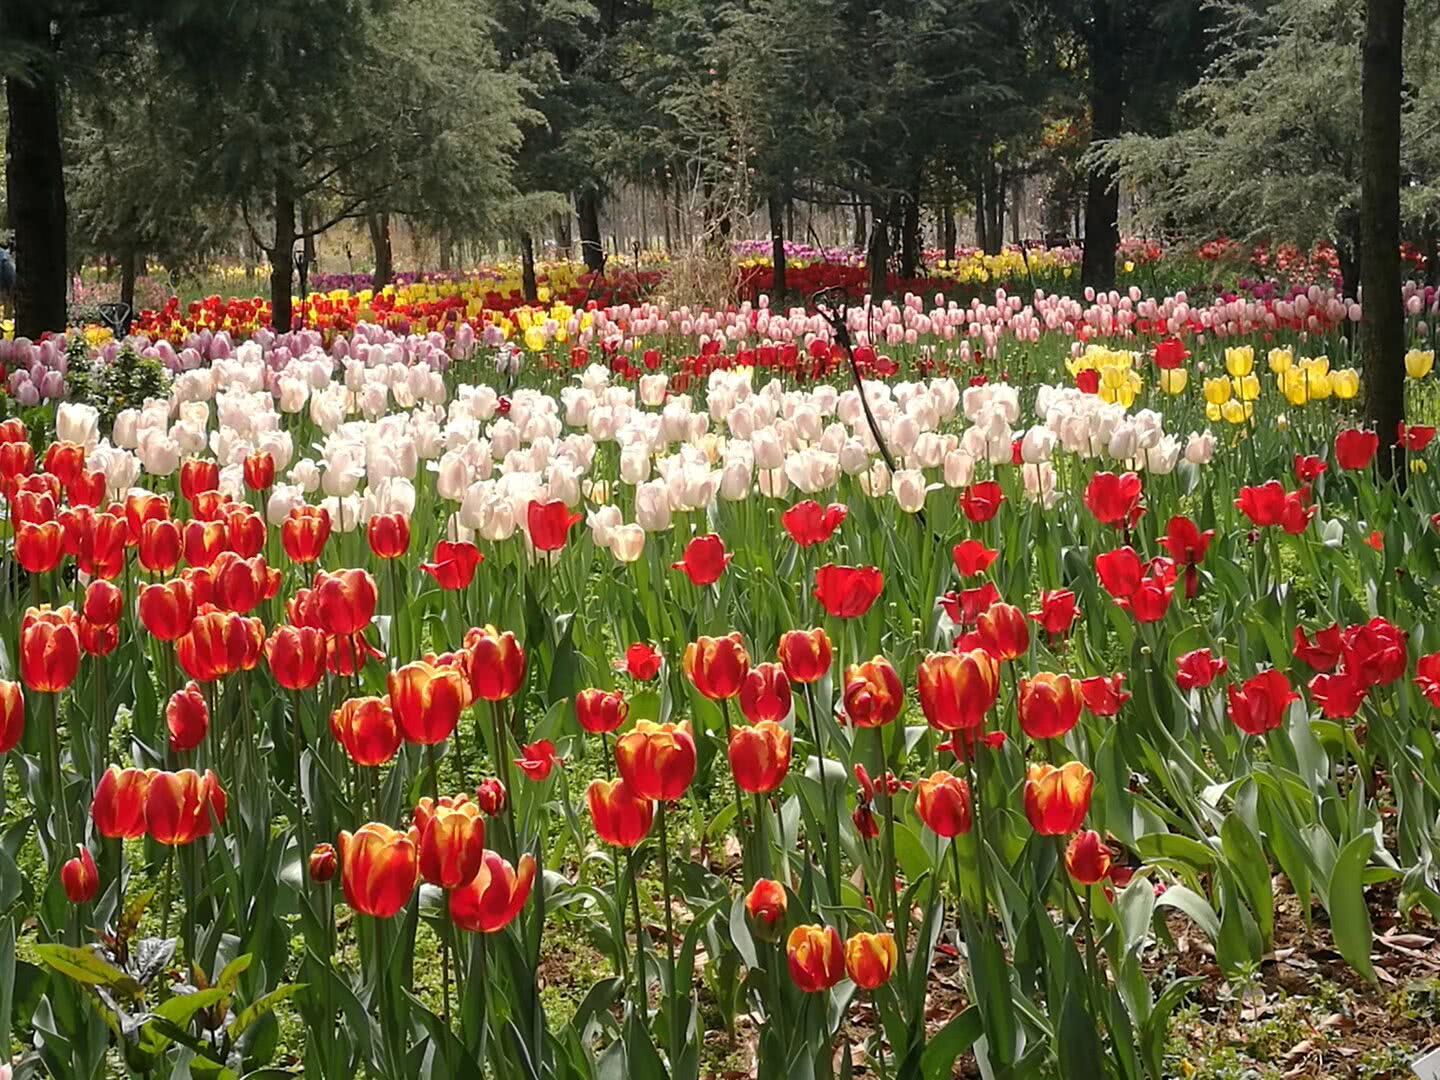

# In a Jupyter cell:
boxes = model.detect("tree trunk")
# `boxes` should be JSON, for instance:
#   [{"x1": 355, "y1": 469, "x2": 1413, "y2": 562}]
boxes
[
  {"x1": 768, "y1": 188, "x2": 787, "y2": 301},
  {"x1": 1361, "y1": 0, "x2": 1406, "y2": 478},
  {"x1": 576, "y1": 188, "x2": 606, "y2": 274},
  {"x1": 1010, "y1": 175, "x2": 1024, "y2": 244},
  {"x1": 943, "y1": 202, "x2": 957, "y2": 265},
  {"x1": 520, "y1": 232, "x2": 538, "y2": 303},
  {"x1": 4, "y1": 6, "x2": 69, "y2": 338},
  {"x1": 852, "y1": 200, "x2": 867, "y2": 249},
  {"x1": 867, "y1": 197, "x2": 891, "y2": 299},
  {"x1": 120, "y1": 246, "x2": 137, "y2": 312},
  {"x1": 984, "y1": 163, "x2": 1004, "y2": 255},
  {"x1": 300, "y1": 203, "x2": 316, "y2": 286},
  {"x1": 900, "y1": 172, "x2": 923, "y2": 279},
  {"x1": 1423, "y1": 213, "x2": 1439, "y2": 288},
  {"x1": 366, "y1": 212, "x2": 393, "y2": 289},
  {"x1": 1081, "y1": 0, "x2": 1124, "y2": 290},
  {"x1": 973, "y1": 176, "x2": 988, "y2": 253},
  {"x1": 270, "y1": 181, "x2": 296, "y2": 331}
]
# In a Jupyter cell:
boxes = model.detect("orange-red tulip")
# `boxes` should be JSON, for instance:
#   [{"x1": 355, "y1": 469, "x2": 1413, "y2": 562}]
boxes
[
  {"x1": 1065, "y1": 829, "x2": 1114, "y2": 885},
  {"x1": 389, "y1": 661, "x2": 469, "y2": 745},
  {"x1": 786, "y1": 924, "x2": 845, "y2": 992},
  {"x1": 671, "y1": 533, "x2": 731, "y2": 586},
  {"x1": 917, "y1": 649, "x2": 1000, "y2": 731},
  {"x1": 330, "y1": 696, "x2": 402, "y2": 766},
  {"x1": 212, "y1": 552, "x2": 281, "y2": 614},
  {"x1": 575, "y1": 688, "x2": 628, "y2": 734},
  {"x1": 243, "y1": 450, "x2": 275, "y2": 491},
  {"x1": 92, "y1": 765, "x2": 150, "y2": 839},
  {"x1": 16, "y1": 521, "x2": 64, "y2": 573},
  {"x1": 844, "y1": 931, "x2": 897, "y2": 990},
  {"x1": 66, "y1": 511, "x2": 126, "y2": 580},
  {"x1": 43, "y1": 442, "x2": 87, "y2": 487},
  {"x1": 475, "y1": 777, "x2": 508, "y2": 815},
  {"x1": 974, "y1": 602, "x2": 1030, "y2": 661},
  {"x1": 125, "y1": 493, "x2": 170, "y2": 543},
  {"x1": 138, "y1": 578, "x2": 195, "y2": 641},
  {"x1": 842, "y1": 656, "x2": 904, "y2": 727},
  {"x1": 313, "y1": 568, "x2": 378, "y2": 636},
  {"x1": 366, "y1": 512, "x2": 411, "y2": 560},
  {"x1": 586, "y1": 777, "x2": 655, "y2": 847},
  {"x1": 728, "y1": 720, "x2": 792, "y2": 794},
  {"x1": 61, "y1": 846, "x2": 100, "y2": 903},
  {"x1": 914, "y1": 770, "x2": 973, "y2": 837},
  {"x1": 449, "y1": 850, "x2": 536, "y2": 932},
  {"x1": 339, "y1": 822, "x2": 420, "y2": 918},
  {"x1": 739, "y1": 662, "x2": 791, "y2": 723},
  {"x1": 281, "y1": 505, "x2": 332, "y2": 564},
  {"x1": 813, "y1": 564, "x2": 884, "y2": 618},
  {"x1": 683, "y1": 633, "x2": 750, "y2": 700},
  {"x1": 744, "y1": 878, "x2": 788, "y2": 941},
  {"x1": 78, "y1": 616, "x2": 119, "y2": 657},
  {"x1": 166, "y1": 681, "x2": 209, "y2": 752},
  {"x1": 615, "y1": 720, "x2": 697, "y2": 801},
  {"x1": 415, "y1": 795, "x2": 487, "y2": 889},
  {"x1": 183, "y1": 519, "x2": 229, "y2": 570},
  {"x1": 145, "y1": 768, "x2": 227, "y2": 845},
  {"x1": 180, "y1": 458, "x2": 220, "y2": 502},
  {"x1": 224, "y1": 508, "x2": 267, "y2": 558},
  {"x1": 309, "y1": 842, "x2": 338, "y2": 883},
  {"x1": 462, "y1": 625, "x2": 526, "y2": 701},
  {"x1": 265, "y1": 625, "x2": 328, "y2": 690},
  {"x1": 20, "y1": 606, "x2": 81, "y2": 692},
  {"x1": 422, "y1": 540, "x2": 483, "y2": 589},
  {"x1": 0, "y1": 681, "x2": 23, "y2": 753},
  {"x1": 525, "y1": 499, "x2": 582, "y2": 552},
  {"x1": 1018, "y1": 673, "x2": 1084, "y2": 740},
  {"x1": 138, "y1": 518, "x2": 183, "y2": 574},
  {"x1": 82, "y1": 579, "x2": 124, "y2": 626},
  {"x1": 776, "y1": 628, "x2": 832, "y2": 684},
  {"x1": 176, "y1": 609, "x2": 264, "y2": 682},
  {"x1": 1024, "y1": 761, "x2": 1094, "y2": 836}
]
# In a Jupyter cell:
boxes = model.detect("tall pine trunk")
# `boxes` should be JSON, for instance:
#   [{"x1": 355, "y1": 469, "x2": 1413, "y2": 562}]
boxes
[
  {"x1": 120, "y1": 246, "x2": 137, "y2": 312},
  {"x1": 368, "y1": 212, "x2": 393, "y2": 288},
  {"x1": 4, "y1": 4, "x2": 68, "y2": 338},
  {"x1": 942, "y1": 201, "x2": 957, "y2": 264},
  {"x1": 577, "y1": 189, "x2": 606, "y2": 274},
  {"x1": 900, "y1": 172, "x2": 923, "y2": 279},
  {"x1": 270, "y1": 182, "x2": 295, "y2": 332},
  {"x1": 768, "y1": 189, "x2": 787, "y2": 301},
  {"x1": 867, "y1": 197, "x2": 891, "y2": 299},
  {"x1": 1081, "y1": 0, "x2": 1123, "y2": 290},
  {"x1": 1361, "y1": 0, "x2": 1406, "y2": 478},
  {"x1": 520, "y1": 232, "x2": 538, "y2": 303}
]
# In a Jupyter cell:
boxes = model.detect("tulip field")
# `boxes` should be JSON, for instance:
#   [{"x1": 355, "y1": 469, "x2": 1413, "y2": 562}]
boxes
[{"x1": 3, "y1": 273, "x2": 1440, "y2": 1080}]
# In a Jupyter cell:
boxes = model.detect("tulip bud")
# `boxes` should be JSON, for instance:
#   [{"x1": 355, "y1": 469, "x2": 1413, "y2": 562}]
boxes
[
  {"x1": 744, "y1": 878, "x2": 788, "y2": 942},
  {"x1": 776, "y1": 628, "x2": 832, "y2": 685},
  {"x1": 475, "y1": 777, "x2": 508, "y2": 816},
  {"x1": 683, "y1": 633, "x2": 750, "y2": 700},
  {"x1": 786, "y1": 924, "x2": 845, "y2": 992},
  {"x1": 61, "y1": 846, "x2": 100, "y2": 903},
  {"x1": 844, "y1": 931, "x2": 898, "y2": 990},
  {"x1": 738, "y1": 662, "x2": 791, "y2": 723},
  {"x1": 575, "y1": 688, "x2": 628, "y2": 734},
  {"x1": 728, "y1": 721, "x2": 792, "y2": 794},
  {"x1": 309, "y1": 842, "x2": 338, "y2": 883},
  {"x1": 166, "y1": 681, "x2": 210, "y2": 752},
  {"x1": 1065, "y1": 829, "x2": 1114, "y2": 886},
  {"x1": 586, "y1": 778, "x2": 654, "y2": 847},
  {"x1": 0, "y1": 681, "x2": 24, "y2": 754}
]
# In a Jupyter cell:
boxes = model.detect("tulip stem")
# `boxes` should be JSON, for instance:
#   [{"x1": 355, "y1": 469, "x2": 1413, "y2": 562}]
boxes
[
  {"x1": 802, "y1": 682, "x2": 843, "y2": 909},
  {"x1": 657, "y1": 800, "x2": 681, "y2": 1067},
  {"x1": 160, "y1": 846, "x2": 176, "y2": 943},
  {"x1": 719, "y1": 698, "x2": 748, "y2": 877},
  {"x1": 626, "y1": 846, "x2": 646, "y2": 1020},
  {"x1": 491, "y1": 700, "x2": 518, "y2": 857}
]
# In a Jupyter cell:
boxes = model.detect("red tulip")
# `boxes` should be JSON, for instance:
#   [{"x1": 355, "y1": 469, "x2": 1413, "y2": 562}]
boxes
[
  {"x1": 1175, "y1": 648, "x2": 1228, "y2": 691},
  {"x1": 728, "y1": 720, "x2": 791, "y2": 794},
  {"x1": 166, "y1": 681, "x2": 210, "y2": 752},
  {"x1": 973, "y1": 602, "x2": 1029, "y2": 661},
  {"x1": 914, "y1": 771, "x2": 972, "y2": 837},
  {"x1": 180, "y1": 458, "x2": 221, "y2": 502},
  {"x1": 265, "y1": 625, "x2": 329, "y2": 690},
  {"x1": 576, "y1": 688, "x2": 628, "y2": 734},
  {"x1": 951, "y1": 539, "x2": 998, "y2": 577},
  {"x1": 463, "y1": 625, "x2": 527, "y2": 700},
  {"x1": 515, "y1": 739, "x2": 563, "y2": 781},
  {"x1": 1153, "y1": 337, "x2": 1189, "y2": 368},
  {"x1": 449, "y1": 850, "x2": 536, "y2": 932},
  {"x1": 138, "y1": 519, "x2": 183, "y2": 574},
  {"x1": 739, "y1": 662, "x2": 792, "y2": 723},
  {"x1": 1159, "y1": 514, "x2": 1214, "y2": 599},
  {"x1": 1226, "y1": 670, "x2": 1298, "y2": 735},
  {"x1": 243, "y1": 450, "x2": 275, "y2": 491},
  {"x1": 1293, "y1": 455, "x2": 1328, "y2": 483},
  {"x1": 776, "y1": 628, "x2": 832, "y2": 684},
  {"x1": 1095, "y1": 546, "x2": 1144, "y2": 599},
  {"x1": 813, "y1": 564, "x2": 883, "y2": 618},
  {"x1": 525, "y1": 499, "x2": 583, "y2": 551},
  {"x1": 415, "y1": 795, "x2": 487, "y2": 888},
  {"x1": 841, "y1": 656, "x2": 904, "y2": 727},
  {"x1": 339, "y1": 822, "x2": 420, "y2": 918},
  {"x1": 1030, "y1": 589, "x2": 1080, "y2": 640},
  {"x1": 1293, "y1": 625, "x2": 1344, "y2": 672},
  {"x1": 671, "y1": 533, "x2": 732, "y2": 586},
  {"x1": 176, "y1": 609, "x2": 265, "y2": 682},
  {"x1": 309, "y1": 843, "x2": 338, "y2": 883},
  {"x1": 939, "y1": 582, "x2": 1001, "y2": 628},
  {"x1": 145, "y1": 768, "x2": 227, "y2": 845},
  {"x1": 282, "y1": 505, "x2": 332, "y2": 564},
  {"x1": 20, "y1": 606, "x2": 81, "y2": 693},
  {"x1": 917, "y1": 649, "x2": 1000, "y2": 731},
  {"x1": 1065, "y1": 830, "x2": 1114, "y2": 885},
  {"x1": 92, "y1": 766, "x2": 150, "y2": 839},
  {"x1": 389, "y1": 661, "x2": 469, "y2": 745},
  {"x1": 683, "y1": 633, "x2": 751, "y2": 700},
  {"x1": 587, "y1": 778, "x2": 654, "y2": 847},
  {"x1": 367, "y1": 513, "x2": 412, "y2": 560},
  {"x1": 331, "y1": 696, "x2": 403, "y2": 766},
  {"x1": 475, "y1": 777, "x2": 508, "y2": 815},
  {"x1": 1341, "y1": 617, "x2": 1408, "y2": 687},
  {"x1": 1083, "y1": 471, "x2": 1144, "y2": 527},
  {"x1": 313, "y1": 569, "x2": 378, "y2": 636},
  {"x1": 138, "y1": 579, "x2": 194, "y2": 642},
  {"x1": 124, "y1": 492, "x2": 170, "y2": 542},
  {"x1": 786, "y1": 924, "x2": 845, "y2": 992},
  {"x1": 225, "y1": 508, "x2": 267, "y2": 558},
  {"x1": 1334, "y1": 428, "x2": 1379, "y2": 470},
  {"x1": 1307, "y1": 670, "x2": 1369, "y2": 719},
  {"x1": 78, "y1": 617, "x2": 119, "y2": 657},
  {"x1": 1399, "y1": 423, "x2": 1436, "y2": 452},
  {"x1": 212, "y1": 552, "x2": 281, "y2": 614},
  {"x1": 744, "y1": 878, "x2": 788, "y2": 941},
  {"x1": 1079, "y1": 673, "x2": 1130, "y2": 717},
  {"x1": 1024, "y1": 761, "x2": 1094, "y2": 835},
  {"x1": 0, "y1": 681, "x2": 23, "y2": 753},
  {"x1": 1280, "y1": 488, "x2": 1317, "y2": 535},
  {"x1": 15, "y1": 521, "x2": 64, "y2": 573},
  {"x1": 182, "y1": 519, "x2": 228, "y2": 570},
  {"x1": 781, "y1": 500, "x2": 847, "y2": 546},
  {"x1": 1019, "y1": 673, "x2": 1085, "y2": 738},
  {"x1": 959, "y1": 481, "x2": 1004, "y2": 523},
  {"x1": 1416, "y1": 653, "x2": 1440, "y2": 707},
  {"x1": 61, "y1": 846, "x2": 100, "y2": 903},
  {"x1": 421, "y1": 540, "x2": 483, "y2": 590},
  {"x1": 82, "y1": 579, "x2": 124, "y2": 627},
  {"x1": 1236, "y1": 481, "x2": 1287, "y2": 528},
  {"x1": 617, "y1": 641, "x2": 663, "y2": 681}
]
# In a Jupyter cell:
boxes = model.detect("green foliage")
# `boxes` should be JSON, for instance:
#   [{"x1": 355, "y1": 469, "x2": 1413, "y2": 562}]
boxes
[{"x1": 64, "y1": 342, "x2": 171, "y2": 431}]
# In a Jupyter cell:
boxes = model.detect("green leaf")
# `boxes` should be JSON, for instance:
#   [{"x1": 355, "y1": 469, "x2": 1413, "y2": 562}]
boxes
[
  {"x1": 33, "y1": 944, "x2": 141, "y2": 995},
  {"x1": 1221, "y1": 815, "x2": 1274, "y2": 947},
  {"x1": 229, "y1": 983, "x2": 305, "y2": 1039},
  {"x1": 919, "y1": 1006, "x2": 981, "y2": 1080},
  {"x1": 1329, "y1": 834, "x2": 1377, "y2": 983},
  {"x1": 1155, "y1": 885, "x2": 1220, "y2": 945}
]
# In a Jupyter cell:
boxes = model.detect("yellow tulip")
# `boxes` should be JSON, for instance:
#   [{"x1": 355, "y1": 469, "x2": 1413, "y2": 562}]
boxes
[
  {"x1": 1220, "y1": 399, "x2": 1253, "y2": 425},
  {"x1": 1124, "y1": 260, "x2": 1136, "y2": 273},
  {"x1": 1302, "y1": 355, "x2": 1330, "y2": 377},
  {"x1": 1267, "y1": 347, "x2": 1294, "y2": 373},
  {"x1": 1331, "y1": 368, "x2": 1360, "y2": 399},
  {"x1": 1307, "y1": 372, "x2": 1333, "y2": 400},
  {"x1": 522, "y1": 326, "x2": 546, "y2": 351},
  {"x1": 1236, "y1": 373, "x2": 1261, "y2": 401},
  {"x1": 1205, "y1": 402, "x2": 1223, "y2": 422},
  {"x1": 1278, "y1": 369, "x2": 1309, "y2": 406},
  {"x1": 1159, "y1": 368, "x2": 1188, "y2": 394},
  {"x1": 1224, "y1": 346, "x2": 1254, "y2": 377},
  {"x1": 1203, "y1": 377, "x2": 1232, "y2": 405},
  {"x1": 1407, "y1": 349, "x2": 1435, "y2": 379}
]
